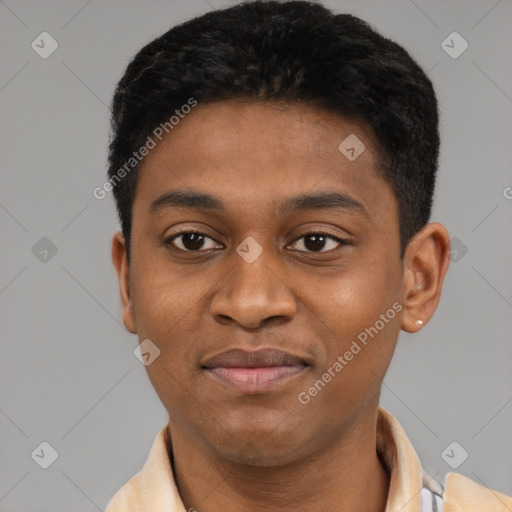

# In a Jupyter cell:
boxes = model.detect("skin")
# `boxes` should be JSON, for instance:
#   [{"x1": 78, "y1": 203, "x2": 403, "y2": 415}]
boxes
[{"x1": 112, "y1": 100, "x2": 451, "y2": 512}]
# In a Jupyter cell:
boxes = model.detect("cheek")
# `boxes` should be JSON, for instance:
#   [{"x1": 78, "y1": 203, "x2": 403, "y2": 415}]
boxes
[
  {"x1": 131, "y1": 257, "x2": 198, "y2": 338},
  {"x1": 319, "y1": 254, "x2": 400, "y2": 325},
  {"x1": 133, "y1": 267, "x2": 207, "y2": 416},
  {"x1": 130, "y1": 268, "x2": 207, "y2": 395},
  {"x1": 299, "y1": 282, "x2": 400, "y2": 417},
  {"x1": 307, "y1": 254, "x2": 402, "y2": 381}
]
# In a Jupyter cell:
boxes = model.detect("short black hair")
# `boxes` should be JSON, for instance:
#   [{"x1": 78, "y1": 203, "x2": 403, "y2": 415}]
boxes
[{"x1": 107, "y1": 0, "x2": 439, "y2": 262}]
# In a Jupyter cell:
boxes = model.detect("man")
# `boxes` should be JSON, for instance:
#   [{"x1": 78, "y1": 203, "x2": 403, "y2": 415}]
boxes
[{"x1": 105, "y1": 1, "x2": 512, "y2": 510}]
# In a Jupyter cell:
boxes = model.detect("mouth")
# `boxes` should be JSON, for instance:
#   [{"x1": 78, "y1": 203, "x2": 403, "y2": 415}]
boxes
[{"x1": 201, "y1": 347, "x2": 311, "y2": 394}]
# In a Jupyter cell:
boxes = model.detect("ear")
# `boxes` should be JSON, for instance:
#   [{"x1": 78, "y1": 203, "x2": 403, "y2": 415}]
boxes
[
  {"x1": 401, "y1": 222, "x2": 451, "y2": 333},
  {"x1": 112, "y1": 231, "x2": 137, "y2": 334}
]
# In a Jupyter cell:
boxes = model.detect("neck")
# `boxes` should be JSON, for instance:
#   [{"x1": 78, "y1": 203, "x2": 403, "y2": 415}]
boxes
[{"x1": 168, "y1": 407, "x2": 390, "y2": 512}]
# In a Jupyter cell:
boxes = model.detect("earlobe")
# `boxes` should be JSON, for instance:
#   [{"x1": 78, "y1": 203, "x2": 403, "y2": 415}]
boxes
[
  {"x1": 400, "y1": 222, "x2": 451, "y2": 333},
  {"x1": 112, "y1": 231, "x2": 137, "y2": 334}
]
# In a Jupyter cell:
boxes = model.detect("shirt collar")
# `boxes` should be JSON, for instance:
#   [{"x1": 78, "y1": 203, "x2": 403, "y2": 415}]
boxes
[
  {"x1": 377, "y1": 407, "x2": 435, "y2": 512},
  {"x1": 106, "y1": 406, "x2": 432, "y2": 512}
]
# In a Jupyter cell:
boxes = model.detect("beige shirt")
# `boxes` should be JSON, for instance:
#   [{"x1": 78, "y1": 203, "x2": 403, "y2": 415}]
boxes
[{"x1": 105, "y1": 407, "x2": 512, "y2": 512}]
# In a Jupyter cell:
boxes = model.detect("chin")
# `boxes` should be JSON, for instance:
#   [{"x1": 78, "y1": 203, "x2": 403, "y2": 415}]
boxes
[{"x1": 205, "y1": 422, "x2": 312, "y2": 468}]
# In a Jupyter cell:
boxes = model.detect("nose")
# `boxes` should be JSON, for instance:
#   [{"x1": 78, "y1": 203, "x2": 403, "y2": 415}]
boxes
[{"x1": 209, "y1": 248, "x2": 297, "y2": 330}]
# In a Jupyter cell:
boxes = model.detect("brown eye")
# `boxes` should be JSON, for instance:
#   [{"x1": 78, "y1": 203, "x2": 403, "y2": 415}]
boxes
[
  {"x1": 288, "y1": 232, "x2": 348, "y2": 253},
  {"x1": 165, "y1": 231, "x2": 222, "y2": 252}
]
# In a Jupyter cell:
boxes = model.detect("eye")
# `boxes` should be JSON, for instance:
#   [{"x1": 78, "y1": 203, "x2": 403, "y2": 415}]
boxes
[
  {"x1": 287, "y1": 232, "x2": 349, "y2": 253},
  {"x1": 165, "y1": 230, "x2": 223, "y2": 252}
]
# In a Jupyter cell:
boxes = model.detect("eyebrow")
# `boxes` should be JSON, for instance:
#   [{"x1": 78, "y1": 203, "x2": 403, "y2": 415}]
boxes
[{"x1": 149, "y1": 189, "x2": 369, "y2": 219}]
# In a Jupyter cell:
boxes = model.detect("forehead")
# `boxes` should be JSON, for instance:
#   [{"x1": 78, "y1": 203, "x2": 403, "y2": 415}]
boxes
[{"x1": 134, "y1": 100, "x2": 395, "y2": 222}]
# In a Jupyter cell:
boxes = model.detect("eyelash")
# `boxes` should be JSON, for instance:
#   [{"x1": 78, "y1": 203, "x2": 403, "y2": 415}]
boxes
[{"x1": 164, "y1": 230, "x2": 350, "y2": 253}]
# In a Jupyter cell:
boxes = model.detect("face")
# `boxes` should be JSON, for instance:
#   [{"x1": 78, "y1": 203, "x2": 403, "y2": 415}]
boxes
[{"x1": 112, "y1": 100, "x2": 445, "y2": 466}]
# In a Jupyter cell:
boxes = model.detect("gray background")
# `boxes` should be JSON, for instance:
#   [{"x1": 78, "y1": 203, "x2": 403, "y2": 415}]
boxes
[{"x1": 1, "y1": 0, "x2": 511, "y2": 510}]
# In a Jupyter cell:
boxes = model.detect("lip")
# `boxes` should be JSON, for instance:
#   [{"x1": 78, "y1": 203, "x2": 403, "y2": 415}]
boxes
[{"x1": 202, "y1": 347, "x2": 311, "y2": 394}]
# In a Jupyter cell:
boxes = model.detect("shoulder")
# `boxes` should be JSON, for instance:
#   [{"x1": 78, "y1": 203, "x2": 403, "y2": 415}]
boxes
[
  {"x1": 104, "y1": 472, "x2": 146, "y2": 512},
  {"x1": 104, "y1": 424, "x2": 180, "y2": 511},
  {"x1": 444, "y1": 472, "x2": 512, "y2": 511}
]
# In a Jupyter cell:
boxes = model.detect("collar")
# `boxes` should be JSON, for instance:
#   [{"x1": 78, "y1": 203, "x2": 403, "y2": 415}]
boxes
[
  {"x1": 105, "y1": 406, "x2": 436, "y2": 512},
  {"x1": 376, "y1": 407, "x2": 441, "y2": 512}
]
